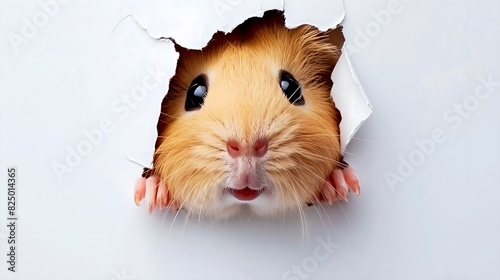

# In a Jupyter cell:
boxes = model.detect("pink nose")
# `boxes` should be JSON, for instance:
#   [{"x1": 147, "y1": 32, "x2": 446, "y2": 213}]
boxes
[{"x1": 227, "y1": 139, "x2": 268, "y2": 158}]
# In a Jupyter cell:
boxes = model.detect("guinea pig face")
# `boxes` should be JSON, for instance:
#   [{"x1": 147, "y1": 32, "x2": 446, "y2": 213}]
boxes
[{"x1": 154, "y1": 17, "x2": 341, "y2": 219}]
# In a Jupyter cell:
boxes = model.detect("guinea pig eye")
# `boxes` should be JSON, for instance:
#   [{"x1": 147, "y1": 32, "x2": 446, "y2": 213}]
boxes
[
  {"x1": 185, "y1": 75, "x2": 208, "y2": 111},
  {"x1": 280, "y1": 71, "x2": 304, "y2": 106}
]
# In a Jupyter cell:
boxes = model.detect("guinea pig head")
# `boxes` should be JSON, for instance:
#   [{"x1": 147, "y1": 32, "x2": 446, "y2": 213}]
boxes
[{"x1": 153, "y1": 12, "x2": 342, "y2": 219}]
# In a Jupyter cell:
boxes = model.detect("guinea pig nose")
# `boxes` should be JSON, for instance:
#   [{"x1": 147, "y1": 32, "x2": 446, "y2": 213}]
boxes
[
  {"x1": 253, "y1": 138, "x2": 268, "y2": 157},
  {"x1": 226, "y1": 139, "x2": 268, "y2": 158},
  {"x1": 227, "y1": 140, "x2": 242, "y2": 158}
]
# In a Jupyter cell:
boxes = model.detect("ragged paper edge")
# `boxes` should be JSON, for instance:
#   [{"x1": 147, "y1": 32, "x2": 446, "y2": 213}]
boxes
[
  {"x1": 125, "y1": 0, "x2": 372, "y2": 164},
  {"x1": 332, "y1": 47, "x2": 373, "y2": 153}
]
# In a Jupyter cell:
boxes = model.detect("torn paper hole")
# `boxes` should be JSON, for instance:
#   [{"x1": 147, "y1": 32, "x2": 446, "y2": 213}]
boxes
[
  {"x1": 124, "y1": 0, "x2": 372, "y2": 166},
  {"x1": 125, "y1": 0, "x2": 373, "y2": 218}
]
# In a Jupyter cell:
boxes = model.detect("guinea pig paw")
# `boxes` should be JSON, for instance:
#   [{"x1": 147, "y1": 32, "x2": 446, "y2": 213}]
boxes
[
  {"x1": 318, "y1": 167, "x2": 361, "y2": 205},
  {"x1": 134, "y1": 175, "x2": 180, "y2": 213}
]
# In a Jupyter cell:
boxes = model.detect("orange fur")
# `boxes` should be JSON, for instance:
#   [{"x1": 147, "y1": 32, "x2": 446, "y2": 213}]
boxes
[{"x1": 153, "y1": 10, "x2": 342, "y2": 218}]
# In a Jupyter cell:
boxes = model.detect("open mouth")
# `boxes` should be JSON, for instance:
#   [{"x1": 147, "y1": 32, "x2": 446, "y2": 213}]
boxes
[{"x1": 226, "y1": 187, "x2": 264, "y2": 201}]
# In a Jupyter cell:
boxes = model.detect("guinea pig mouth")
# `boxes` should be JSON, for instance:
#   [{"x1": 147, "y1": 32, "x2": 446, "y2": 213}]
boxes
[{"x1": 225, "y1": 187, "x2": 265, "y2": 201}]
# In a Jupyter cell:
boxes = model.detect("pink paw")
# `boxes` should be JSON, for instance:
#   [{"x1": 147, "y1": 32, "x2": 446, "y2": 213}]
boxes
[
  {"x1": 317, "y1": 165, "x2": 360, "y2": 205},
  {"x1": 134, "y1": 170, "x2": 179, "y2": 213}
]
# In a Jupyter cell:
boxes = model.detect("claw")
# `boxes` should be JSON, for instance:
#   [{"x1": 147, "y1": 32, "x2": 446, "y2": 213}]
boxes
[
  {"x1": 343, "y1": 167, "x2": 360, "y2": 195},
  {"x1": 134, "y1": 177, "x2": 147, "y2": 206},
  {"x1": 322, "y1": 179, "x2": 336, "y2": 205},
  {"x1": 156, "y1": 180, "x2": 169, "y2": 210},
  {"x1": 146, "y1": 176, "x2": 160, "y2": 213},
  {"x1": 332, "y1": 169, "x2": 349, "y2": 201}
]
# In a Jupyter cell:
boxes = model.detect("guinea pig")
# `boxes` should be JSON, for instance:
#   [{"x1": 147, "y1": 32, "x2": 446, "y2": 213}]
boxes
[{"x1": 134, "y1": 10, "x2": 360, "y2": 219}]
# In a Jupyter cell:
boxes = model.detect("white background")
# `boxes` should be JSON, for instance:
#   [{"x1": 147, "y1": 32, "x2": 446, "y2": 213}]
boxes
[{"x1": 1, "y1": 0, "x2": 499, "y2": 279}]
